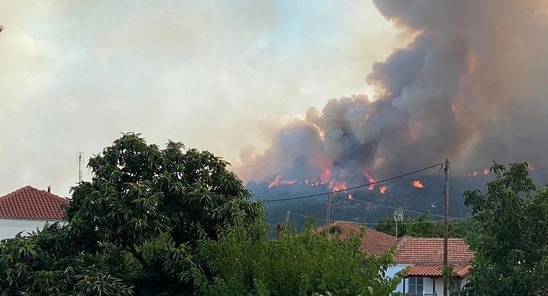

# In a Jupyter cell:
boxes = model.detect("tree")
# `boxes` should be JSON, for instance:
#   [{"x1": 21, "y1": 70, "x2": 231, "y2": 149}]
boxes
[
  {"x1": 64, "y1": 133, "x2": 263, "y2": 295},
  {"x1": 0, "y1": 223, "x2": 134, "y2": 295},
  {"x1": 198, "y1": 219, "x2": 401, "y2": 296},
  {"x1": 461, "y1": 162, "x2": 548, "y2": 296}
]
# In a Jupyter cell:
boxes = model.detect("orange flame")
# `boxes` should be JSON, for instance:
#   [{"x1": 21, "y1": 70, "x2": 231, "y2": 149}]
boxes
[
  {"x1": 468, "y1": 171, "x2": 478, "y2": 176},
  {"x1": 364, "y1": 171, "x2": 376, "y2": 191},
  {"x1": 268, "y1": 175, "x2": 297, "y2": 188},
  {"x1": 329, "y1": 180, "x2": 347, "y2": 192},
  {"x1": 321, "y1": 168, "x2": 331, "y2": 183},
  {"x1": 380, "y1": 186, "x2": 387, "y2": 194},
  {"x1": 483, "y1": 168, "x2": 489, "y2": 175},
  {"x1": 268, "y1": 175, "x2": 281, "y2": 188},
  {"x1": 413, "y1": 180, "x2": 425, "y2": 189}
]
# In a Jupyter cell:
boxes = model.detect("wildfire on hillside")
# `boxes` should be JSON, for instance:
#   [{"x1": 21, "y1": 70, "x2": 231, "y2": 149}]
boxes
[
  {"x1": 268, "y1": 175, "x2": 296, "y2": 188},
  {"x1": 364, "y1": 172, "x2": 376, "y2": 191},
  {"x1": 413, "y1": 180, "x2": 425, "y2": 189},
  {"x1": 380, "y1": 186, "x2": 387, "y2": 194}
]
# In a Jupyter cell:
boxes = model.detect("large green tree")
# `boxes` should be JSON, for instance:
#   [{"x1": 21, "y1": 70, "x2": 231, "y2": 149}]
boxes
[
  {"x1": 198, "y1": 219, "x2": 401, "y2": 296},
  {"x1": 0, "y1": 223, "x2": 134, "y2": 295},
  {"x1": 461, "y1": 162, "x2": 548, "y2": 295},
  {"x1": 65, "y1": 133, "x2": 263, "y2": 295}
]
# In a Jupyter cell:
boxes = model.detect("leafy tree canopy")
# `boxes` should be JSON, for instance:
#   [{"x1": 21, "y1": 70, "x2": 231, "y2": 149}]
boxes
[
  {"x1": 0, "y1": 223, "x2": 133, "y2": 296},
  {"x1": 0, "y1": 133, "x2": 263, "y2": 295},
  {"x1": 198, "y1": 219, "x2": 401, "y2": 296},
  {"x1": 461, "y1": 162, "x2": 548, "y2": 296}
]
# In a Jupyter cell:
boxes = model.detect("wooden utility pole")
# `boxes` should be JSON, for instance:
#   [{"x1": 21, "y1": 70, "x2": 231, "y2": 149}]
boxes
[
  {"x1": 326, "y1": 192, "x2": 331, "y2": 226},
  {"x1": 443, "y1": 159, "x2": 450, "y2": 296}
]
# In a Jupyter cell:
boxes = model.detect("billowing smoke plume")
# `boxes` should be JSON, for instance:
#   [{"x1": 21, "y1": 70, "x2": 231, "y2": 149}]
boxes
[{"x1": 238, "y1": 0, "x2": 548, "y2": 184}]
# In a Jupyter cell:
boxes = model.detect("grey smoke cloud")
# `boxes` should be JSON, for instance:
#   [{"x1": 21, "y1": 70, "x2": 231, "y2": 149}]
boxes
[{"x1": 238, "y1": 0, "x2": 548, "y2": 184}]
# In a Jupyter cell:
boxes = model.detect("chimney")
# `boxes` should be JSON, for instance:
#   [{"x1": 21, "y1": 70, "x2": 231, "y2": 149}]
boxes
[
  {"x1": 276, "y1": 223, "x2": 284, "y2": 239},
  {"x1": 47, "y1": 186, "x2": 51, "y2": 193}
]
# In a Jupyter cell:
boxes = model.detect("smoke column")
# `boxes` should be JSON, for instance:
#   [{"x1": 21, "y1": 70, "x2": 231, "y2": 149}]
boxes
[{"x1": 237, "y1": 0, "x2": 548, "y2": 184}]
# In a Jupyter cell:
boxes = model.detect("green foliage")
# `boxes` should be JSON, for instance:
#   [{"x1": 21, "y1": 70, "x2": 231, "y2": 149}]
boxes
[
  {"x1": 375, "y1": 211, "x2": 472, "y2": 238},
  {"x1": 0, "y1": 223, "x2": 133, "y2": 295},
  {"x1": 198, "y1": 219, "x2": 401, "y2": 296},
  {"x1": 461, "y1": 162, "x2": 548, "y2": 296},
  {"x1": 64, "y1": 133, "x2": 263, "y2": 294},
  {"x1": 0, "y1": 133, "x2": 262, "y2": 296}
]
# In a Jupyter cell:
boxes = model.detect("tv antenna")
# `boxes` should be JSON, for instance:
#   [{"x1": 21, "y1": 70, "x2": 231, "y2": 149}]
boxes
[
  {"x1": 76, "y1": 151, "x2": 85, "y2": 183},
  {"x1": 393, "y1": 208, "x2": 404, "y2": 237}
]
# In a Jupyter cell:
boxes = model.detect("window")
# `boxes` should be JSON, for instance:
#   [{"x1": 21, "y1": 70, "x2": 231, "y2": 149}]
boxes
[{"x1": 408, "y1": 277, "x2": 424, "y2": 295}]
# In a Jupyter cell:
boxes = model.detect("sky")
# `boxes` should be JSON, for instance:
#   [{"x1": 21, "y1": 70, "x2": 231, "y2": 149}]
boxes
[{"x1": 0, "y1": 1, "x2": 407, "y2": 196}]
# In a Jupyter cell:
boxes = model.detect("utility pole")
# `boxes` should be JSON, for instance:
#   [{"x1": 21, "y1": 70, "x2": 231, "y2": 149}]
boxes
[
  {"x1": 326, "y1": 191, "x2": 331, "y2": 226},
  {"x1": 443, "y1": 159, "x2": 450, "y2": 296}
]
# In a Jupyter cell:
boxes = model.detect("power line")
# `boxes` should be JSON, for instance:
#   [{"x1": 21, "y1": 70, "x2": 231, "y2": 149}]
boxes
[{"x1": 262, "y1": 162, "x2": 444, "y2": 203}]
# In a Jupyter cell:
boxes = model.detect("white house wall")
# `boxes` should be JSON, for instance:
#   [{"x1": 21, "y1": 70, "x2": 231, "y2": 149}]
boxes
[
  {"x1": 386, "y1": 264, "x2": 409, "y2": 293},
  {"x1": 0, "y1": 218, "x2": 66, "y2": 240}
]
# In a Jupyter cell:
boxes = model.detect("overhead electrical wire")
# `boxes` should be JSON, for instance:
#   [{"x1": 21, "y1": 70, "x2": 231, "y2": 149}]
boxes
[{"x1": 262, "y1": 162, "x2": 444, "y2": 203}]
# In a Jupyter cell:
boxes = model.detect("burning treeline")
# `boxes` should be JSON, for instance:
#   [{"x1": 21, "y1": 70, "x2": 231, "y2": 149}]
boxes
[
  {"x1": 267, "y1": 167, "x2": 425, "y2": 197},
  {"x1": 237, "y1": 0, "x2": 548, "y2": 190}
]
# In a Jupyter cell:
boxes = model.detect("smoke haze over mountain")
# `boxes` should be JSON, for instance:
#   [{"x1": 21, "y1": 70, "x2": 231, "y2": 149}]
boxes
[{"x1": 237, "y1": 0, "x2": 548, "y2": 185}]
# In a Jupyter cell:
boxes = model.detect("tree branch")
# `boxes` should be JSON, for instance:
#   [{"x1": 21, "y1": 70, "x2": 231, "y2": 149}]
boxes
[{"x1": 127, "y1": 244, "x2": 150, "y2": 272}]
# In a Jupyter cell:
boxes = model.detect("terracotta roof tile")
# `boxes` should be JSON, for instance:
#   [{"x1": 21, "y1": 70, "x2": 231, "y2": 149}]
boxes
[
  {"x1": 0, "y1": 186, "x2": 69, "y2": 220},
  {"x1": 321, "y1": 221, "x2": 399, "y2": 256},
  {"x1": 405, "y1": 264, "x2": 471, "y2": 278},
  {"x1": 315, "y1": 222, "x2": 474, "y2": 278},
  {"x1": 394, "y1": 237, "x2": 474, "y2": 266}
]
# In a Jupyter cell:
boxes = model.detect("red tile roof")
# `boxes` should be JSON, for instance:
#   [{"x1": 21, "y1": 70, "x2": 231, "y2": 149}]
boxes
[
  {"x1": 405, "y1": 264, "x2": 471, "y2": 277},
  {"x1": 318, "y1": 221, "x2": 474, "y2": 278},
  {"x1": 0, "y1": 186, "x2": 69, "y2": 220},
  {"x1": 321, "y1": 221, "x2": 398, "y2": 255},
  {"x1": 394, "y1": 237, "x2": 474, "y2": 266},
  {"x1": 360, "y1": 227, "x2": 399, "y2": 256}
]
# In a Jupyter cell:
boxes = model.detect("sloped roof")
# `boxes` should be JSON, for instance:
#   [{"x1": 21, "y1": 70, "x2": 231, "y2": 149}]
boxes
[
  {"x1": 321, "y1": 221, "x2": 398, "y2": 255},
  {"x1": 395, "y1": 237, "x2": 474, "y2": 266},
  {"x1": 0, "y1": 186, "x2": 68, "y2": 220},
  {"x1": 360, "y1": 227, "x2": 399, "y2": 256},
  {"x1": 405, "y1": 265, "x2": 471, "y2": 277},
  {"x1": 320, "y1": 221, "x2": 474, "y2": 278}
]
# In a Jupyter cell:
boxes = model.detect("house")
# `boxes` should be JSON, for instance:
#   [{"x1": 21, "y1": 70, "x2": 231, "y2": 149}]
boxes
[
  {"x1": 0, "y1": 186, "x2": 69, "y2": 240},
  {"x1": 324, "y1": 221, "x2": 474, "y2": 296},
  {"x1": 394, "y1": 237, "x2": 473, "y2": 295}
]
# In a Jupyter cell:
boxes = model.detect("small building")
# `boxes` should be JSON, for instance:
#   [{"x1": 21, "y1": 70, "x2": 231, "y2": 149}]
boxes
[
  {"x1": 0, "y1": 186, "x2": 69, "y2": 240},
  {"x1": 394, "y1": 237, "x2": 473, "y2": 295},
  {"x1": 323, "y1": 221, "x2": 474, "y2": 296}
]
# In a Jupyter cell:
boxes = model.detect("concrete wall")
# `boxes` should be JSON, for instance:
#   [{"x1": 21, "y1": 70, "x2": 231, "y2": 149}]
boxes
[{"x1": 0, "y1": 218, "x2": 65, "y2": 240}]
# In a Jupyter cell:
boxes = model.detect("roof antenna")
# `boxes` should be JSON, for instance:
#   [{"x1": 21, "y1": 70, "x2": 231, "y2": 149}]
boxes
[{"x1": 76, "y1": 151, "x2": 84, "y2": 183}]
